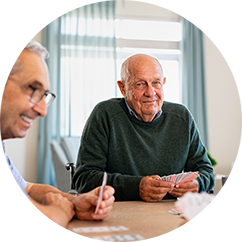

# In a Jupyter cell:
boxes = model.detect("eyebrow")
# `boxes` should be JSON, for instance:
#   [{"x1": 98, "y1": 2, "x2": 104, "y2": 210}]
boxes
[
  {"x1": 136, "y1": 77, "x2": 161, "y2": 82},
  {"x1": 30, "y1": 80, "x2": 49, "y2": 91}
]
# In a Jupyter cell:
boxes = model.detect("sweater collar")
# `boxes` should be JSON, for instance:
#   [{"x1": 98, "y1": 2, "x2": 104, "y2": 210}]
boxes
[{"x1": 124, "y1": 98, "x2": 162, "y2": 122}]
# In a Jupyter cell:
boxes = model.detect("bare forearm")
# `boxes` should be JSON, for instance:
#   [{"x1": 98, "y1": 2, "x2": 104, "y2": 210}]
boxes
[{"x1": 26, "y1": 182, "x2": 75, "y2": 203}]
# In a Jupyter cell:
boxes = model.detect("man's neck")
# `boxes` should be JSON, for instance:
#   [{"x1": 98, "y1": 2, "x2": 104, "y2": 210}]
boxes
[{"x1": 124, "y1": 98, "x2": 162, "y2": 122}]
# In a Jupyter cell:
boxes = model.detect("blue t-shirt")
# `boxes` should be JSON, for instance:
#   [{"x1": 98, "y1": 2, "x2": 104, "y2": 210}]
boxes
[{"x1": 0, "y1": 141, "x2": 28, "y2": 242}]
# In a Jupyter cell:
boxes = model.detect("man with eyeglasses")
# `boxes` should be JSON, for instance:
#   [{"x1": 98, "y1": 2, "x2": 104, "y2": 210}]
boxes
[
  {"x1": 1, "y1": 41, "x2": 115, "y2": 228},
  {"x1": 73, "y1": 53, "x2": 215, "y2": 202}
]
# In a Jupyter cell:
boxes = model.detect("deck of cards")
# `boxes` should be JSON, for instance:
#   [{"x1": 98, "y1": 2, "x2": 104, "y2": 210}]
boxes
[
  {"x1": 175, "y1": 192, "x2": 242, "y2": 241},
  {"x1": 157, "y1": 171, "x2": 199, "y2": 185}
]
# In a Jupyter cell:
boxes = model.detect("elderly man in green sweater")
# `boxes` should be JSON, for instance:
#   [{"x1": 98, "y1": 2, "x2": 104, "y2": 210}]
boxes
[{"x1": 73, "y1": 53, "x2": 215, "y2": 202}]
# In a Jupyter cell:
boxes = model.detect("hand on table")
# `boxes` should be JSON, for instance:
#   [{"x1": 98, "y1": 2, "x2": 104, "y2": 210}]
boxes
[
  {"x1": 42, "y1": 192, "x2": 75, "y2": 221},
  {"x1": 72, "y1": 185, "x2": 115, "y2": 221},
  {"x1": 169, "y1": 179, "x2": 198, "y2": 197},
  {"x1": 179, "y1": 221, "x2": 228, "y2": 242},
  {"x1": 139, "y1": 175, "x2": 174, "y2": 202}
]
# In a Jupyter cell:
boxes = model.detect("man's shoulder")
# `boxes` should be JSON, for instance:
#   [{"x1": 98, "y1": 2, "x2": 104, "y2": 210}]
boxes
[
  {"x1": 94, "y1": 98, "x2": 124, "y2": 113},
  {"x1": 162, "y1": 101, "x2": 191, "y2": 120},
  {"x1": 163, "y1": 101, "x2": 188, "y2": 112}
]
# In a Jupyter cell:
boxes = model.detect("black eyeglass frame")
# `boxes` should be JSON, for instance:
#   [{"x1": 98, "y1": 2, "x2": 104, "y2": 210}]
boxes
[{"x1": 28, "y1": 85, "x2": 56, "y2": 107}]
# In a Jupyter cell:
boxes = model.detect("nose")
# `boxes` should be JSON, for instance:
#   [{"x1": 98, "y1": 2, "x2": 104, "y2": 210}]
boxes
[
  {"x1": 32, "y1": 98, "x2": 48, "y2": 117},
  {"x1": 144, "y1": 84, "x2": 156, "y2": 97}
]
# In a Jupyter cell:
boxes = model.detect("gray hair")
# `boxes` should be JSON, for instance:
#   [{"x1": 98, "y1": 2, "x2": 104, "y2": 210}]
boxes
[
  {"x1": 0, "y1": 33, "x2": 49, "y2": 88},
  {"x1": 120, "y1": 53, "x2": 164, "y2": 84}
]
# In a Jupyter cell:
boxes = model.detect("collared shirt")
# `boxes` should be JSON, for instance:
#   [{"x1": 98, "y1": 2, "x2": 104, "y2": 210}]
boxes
[
  {"x1": 0, "y1": 141, "x2": 28, "y2": 242},
  {"x1": 124, "y1": 98, "x2": 162, "y2": 121}
]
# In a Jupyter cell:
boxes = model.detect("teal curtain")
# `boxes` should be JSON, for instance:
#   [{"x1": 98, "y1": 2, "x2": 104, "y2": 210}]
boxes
[
  {"x1": 37, "y1": 1, "x2": 116, "y2": 185},
  {"x1": 181, "y1": 17, "x2": 209, "y2": 148}
]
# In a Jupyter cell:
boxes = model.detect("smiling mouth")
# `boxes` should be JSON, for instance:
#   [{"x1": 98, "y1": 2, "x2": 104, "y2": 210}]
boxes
[
  {"x1": 20, "y1": 115, "x2": 34, "y2": 124},
  {"x1": 143, "y1": 100, "x2": 157, "y2": 104}
]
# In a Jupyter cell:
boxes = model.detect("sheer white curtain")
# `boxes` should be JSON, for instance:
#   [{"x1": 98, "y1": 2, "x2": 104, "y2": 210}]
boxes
[{"x1": 37, "y1": 1, "x2": 116, "y2": 185}]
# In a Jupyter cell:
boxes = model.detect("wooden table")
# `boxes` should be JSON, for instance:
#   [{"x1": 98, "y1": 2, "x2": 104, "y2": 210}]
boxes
[{"x1": 67, "y1": 200, "x2": 185, "y2": 240}]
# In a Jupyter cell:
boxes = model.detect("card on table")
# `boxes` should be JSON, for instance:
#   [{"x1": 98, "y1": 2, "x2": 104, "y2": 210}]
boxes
[
  {"x1": 95, "y1": 172, "x2": 107, "y2": 214},
  {"x1": 91, "y1": 234, "x2": 144, "y2": 241},
  {"x1": 175, "y1": 192, "x2": 242, "y2": 241},
  {"x1": 73, "y1": 225, "x2": 129, "y2": 233}
]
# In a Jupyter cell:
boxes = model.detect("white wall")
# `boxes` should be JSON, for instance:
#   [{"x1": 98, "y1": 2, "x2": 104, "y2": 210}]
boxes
[
  {"x1": 0, "y1": 0, "x2": 44, "y2": 182},
  {"x1": 4, "y1": 1, "x2": 241, "y2": 183},
  {"x1": 205, "y1": 35, "x2": 241, "y2": 175}
]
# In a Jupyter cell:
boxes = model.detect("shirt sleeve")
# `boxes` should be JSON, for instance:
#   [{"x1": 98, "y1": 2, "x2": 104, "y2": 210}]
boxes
[{"x1": 0, "y1": 150, "x2": 29, "y2": 209}]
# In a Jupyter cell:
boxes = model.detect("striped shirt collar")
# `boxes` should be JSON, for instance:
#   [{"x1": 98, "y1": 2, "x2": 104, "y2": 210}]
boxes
[{"x1": 124, "y1": 98, "x2": 162, "y2": 121}]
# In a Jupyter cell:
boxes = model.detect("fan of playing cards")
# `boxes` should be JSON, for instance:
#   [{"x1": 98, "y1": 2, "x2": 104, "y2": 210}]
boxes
[
  {"x1": 157, "y1": 171, "x2": 199, "y2": 185},
  {"x1": 175, "y1": 192, "x2": 242, "y2": 241}
]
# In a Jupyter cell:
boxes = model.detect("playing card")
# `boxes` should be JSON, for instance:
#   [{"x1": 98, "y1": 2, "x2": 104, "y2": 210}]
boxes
[
  {"x1": 95, "y1": 172, "x2": 107, "y2": 214},
  {"x1": 156, "y1": 171, "x2": 199, "y2": 185},
  {"x1": 73, "y1": 225, "x2": 129, "y2": 233},
  {"x1": 91, "y1": 234, "x2": 144, "y2": 241},
  {"x1": 174, "y1": 173, "x2": 185, "y2": 185},
  {"x1": 178, "y1": 172, "x2": 199, "y2": 184}
]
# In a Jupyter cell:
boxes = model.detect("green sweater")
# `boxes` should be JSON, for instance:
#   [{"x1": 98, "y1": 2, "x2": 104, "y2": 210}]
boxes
[{"x1": 73, "y1": 98, "x2": 215, "y2": 201}]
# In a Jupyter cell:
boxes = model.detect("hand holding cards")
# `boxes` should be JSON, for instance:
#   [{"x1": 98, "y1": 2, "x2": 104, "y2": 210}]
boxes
[
  {"x1": 175, "y1": 192, "x2": 242, "y2": 241},
  {"x1": 157, "y1": 171, "x2": 199, "y2": 185},
  {"x1": 95, "y1": 172, "x2": 107, "y2": 214}
]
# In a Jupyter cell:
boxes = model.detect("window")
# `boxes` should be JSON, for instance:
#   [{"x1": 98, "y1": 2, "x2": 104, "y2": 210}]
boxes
[
  {"x1": 115, "y1": 19, "x2": 182, "y2": 103},
  {"x1": 59, "y1": 11, "x2": 117, "y2": 137},
  {"x1": 59, "y1": 15, "x2": 182, "y2": 137}
]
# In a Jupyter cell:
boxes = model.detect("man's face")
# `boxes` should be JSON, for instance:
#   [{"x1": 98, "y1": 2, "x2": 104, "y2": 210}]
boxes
[
  {"x1": 1, "y1": 49, "x2": 50, "y2": 140},
  {"x1": 118, "y1": 55, "x2": 166, "y2": 122}
]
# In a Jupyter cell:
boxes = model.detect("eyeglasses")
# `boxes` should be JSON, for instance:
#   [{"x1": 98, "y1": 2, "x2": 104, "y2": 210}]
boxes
[{"x1": 28, "y1": 85, "x2": 56, "y2": 107}]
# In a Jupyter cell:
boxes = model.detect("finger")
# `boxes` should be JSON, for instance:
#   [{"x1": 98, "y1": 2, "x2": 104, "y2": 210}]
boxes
[
  {"x1": 175, "y1": 180, "x2": 198, "y2": 189},
  {"x1": 170, "y1": 185, "x2": 198, "y2": 197},
  {"x1": 91, "y1": 212, "x2": 109, "y2": 221},
  {"x1": 170, "y1": 187, "x2": 198, "y2": 197},
  {"x1": 103, "y1": 186, "x2": 115, "y2": 200},
  {"x1": 151, "y1": 186, "x2": 172, "y2": 195},
  {"x1": 99, "y1": 195, "x2": 115, "y2": 209},
  {"x1": 144, "y1": 191, "x2": 168, "y2": 202},
  {"x1": 96, "y1": 202, "x2": 113, "y2": 215},
  {"x1": 169, "y1": 190, "x2": 184, "y2": 197},
  {"x1": 140, "y1": 176, "x2": 162, "y2": 188}
]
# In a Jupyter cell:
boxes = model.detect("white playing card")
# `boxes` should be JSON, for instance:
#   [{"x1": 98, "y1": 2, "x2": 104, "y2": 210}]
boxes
[
  {"x1": 91, "y1": 234, "x2": 144, "y2": 241},
  {"x1": 95, "y1": 172, "x2": 107, "y2": 214},
  {"x1": 73, "y1": 225, "x2": 129, "y2": 233}
]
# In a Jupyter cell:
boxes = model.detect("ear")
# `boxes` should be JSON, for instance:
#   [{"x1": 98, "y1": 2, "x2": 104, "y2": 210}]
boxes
[
  {"x1": 163, "y1": 77, "x2": 166, "y2": 85},
  {"x1": 117, "y1": 80, "x2": 127, "y2": 98}
]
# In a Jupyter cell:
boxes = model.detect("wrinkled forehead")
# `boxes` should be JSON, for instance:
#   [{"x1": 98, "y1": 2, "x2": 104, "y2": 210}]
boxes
[{"x1": 128, "y1": 55, "x2": 163, "y2": 82}]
